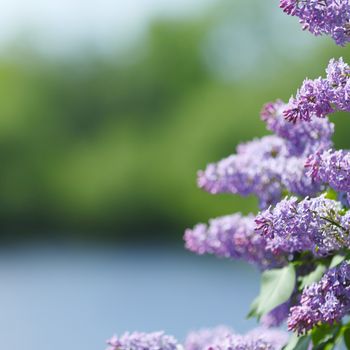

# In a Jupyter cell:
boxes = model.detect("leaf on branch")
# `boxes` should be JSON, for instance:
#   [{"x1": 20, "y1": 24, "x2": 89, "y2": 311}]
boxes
[
  {"x1": 344, "y1": 327, "x2": 350, "y2": 349},
  {"x1": 284, "y1": 334, "x2": 310, "y2": 350},
  {"x1": 299, "y1": 264, "x2": 326, "y2": 290},
  {"x1": 253, "y1": 264, "x2": 295, "y2": 317},
  {"x1": 312, "y1": 323, "x2": 341, "y2": 348},
  {"x1": 329, "y1": 255, "x2": 345, "y2": 269},
  {"x1": 246, "y1": 296, "x2": 260, "y2": 319},
  {"x1": 325, "y1": 188, "x2": 338, "y2": 200}
]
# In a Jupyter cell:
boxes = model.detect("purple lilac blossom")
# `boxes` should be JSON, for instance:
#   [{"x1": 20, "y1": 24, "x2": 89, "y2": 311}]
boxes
[
  {"x1": 337, "y1": 191, "x2": 350, "y2": 207},
  {"x1": 197, "y1": 135, "x2": 288, "y2": 208},
  {"x1": 281, "y1": 156, "x2": 322, "y2": 196},
  {"x1": 260, "y1": 301, "x2": 291, "y2": 328},
  {"x1": 288, "y1": 261, "x2": 350, "y2": 334},
  {"x1": 106, "y1": 331, "x2": 180, "y2": 350},
  {"x1": 261, "y1": 99, "x2": 334, "y2": 156},
  {"x1": 245, "y1": 327, "x2": 289, "y2": 350},
  {"x1": 284, "y1": 58, "x2": 350, "y2": 122},
  {"x1": 184, "y1": 326, "x2": 234, "y2": 350},
  {"x1": 284, "y1": 78, "x2": 333, "y2": 123},
  {"x1": 279, "y1": 0, "x2": 350, "y2": 46},
  {"x1": 306, "y1": 148, "x2": 350, "y2": 195},
  {"x1": 185, "y1": 326, "x2": 288, "y2": 350},
  {"x1": 255, "y1": 194, "x2": 350, "y2": 256},
  {"x1": 198, "y1": 135, "x2": 321, "y2": 209},
  {"x1": 184, "y1": 213, "x2": 284, "y2": 270},
  {"x1": 205, "y1": 328, "x2": 288, "y2": 350}
]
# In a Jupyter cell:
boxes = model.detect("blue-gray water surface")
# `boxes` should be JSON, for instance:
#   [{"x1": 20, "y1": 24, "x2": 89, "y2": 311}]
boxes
[{"x1": 0, "y1": 244, "x2": 260, "y2": 350}]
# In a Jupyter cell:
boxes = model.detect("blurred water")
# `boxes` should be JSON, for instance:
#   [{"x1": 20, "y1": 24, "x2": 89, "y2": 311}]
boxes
[{"x1": 0, "y1": 244, "x2": 260, "y2": 350}]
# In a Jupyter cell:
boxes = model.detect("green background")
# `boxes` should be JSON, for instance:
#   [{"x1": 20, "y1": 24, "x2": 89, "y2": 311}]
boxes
[{"x1": 0, "y1": 1, "x2": 349, "y2": 243}]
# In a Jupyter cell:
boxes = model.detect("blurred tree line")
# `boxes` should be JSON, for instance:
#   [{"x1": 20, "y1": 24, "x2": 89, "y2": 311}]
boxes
[{"x1": 0, "y1": 2, "x2": 350, "y2": 243}]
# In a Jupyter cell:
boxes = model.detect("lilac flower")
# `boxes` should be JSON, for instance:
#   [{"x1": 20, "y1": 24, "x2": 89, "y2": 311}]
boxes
[
  {"x1": 337, "y1": 191, "x2": 350, "y2": 208},
  {"x1": 106, "y1": 331, "x2": 179, "y2": 350},
  {"x1": 185, "y1": 327, "x2": 288, "y2": 350},
  {"x1": 326, "y1": 57, "x2": 350, "y2": 88},
  {"x1": 261, "y1": 100, "x2": 334, "y2": 156},
  {"x1": 288, "y1": 261, "x2": 350, "y2": 334},
  {"x1": 283, "y1": 58, "x2": 350, "y2": 122},
  {"x1": 326, "y1": 58, "x2": 350, "y2": 111},
  {"x1": 197, "y1": 135, "x2": 288, "y2": 208},
  {"x1": 306, "y1": 148, "x2": 350, "y2": 194},
  {"x1": 281, "y1": 156, "x2": 322, "y2": 197},
  {"x1": 279, "y1": 0, "x2": 350, "y2": 46},
  {"x1": 255, "y1": 195, "x2": 349, "y2": 256},
  {"x1": 184, "y1": 213, "x2": 284, "y2": 270},
  {"x1": 284, "y1": 78, "x2": 333, "y2": 122},
  {"x1": 184, "y1": 326, "x2": 233, "y2": 350},
  {"x1": 198, "y1": 135, "x2": 321, "y2": 209},
  {"x1": 245, "y1": 327, "x2": 289, "y2": 350},
  {"x1": 260, "y1": 301, "x2": 291, "y2": 328}
]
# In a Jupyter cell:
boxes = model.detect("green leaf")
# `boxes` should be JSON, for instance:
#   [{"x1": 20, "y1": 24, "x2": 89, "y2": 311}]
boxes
[
  {"x1": 344, "y1": 328, "x2": 350, "y2": 349},
  {"x1": 246, "y1": 296, "x2": 260, "y2": 319},
  {"x1": 329, "y1": 255, "x2": 345, "y2": 269},
  {"x1": 284, "y1": 334, "x2": 310, "y2": 350},
  {"x1": 299, "y1": 264, "x2": 326, "y2": 290},
  {"x1": 312, "y1": 324, "x2": 340, "y2": 347},
  {"x1": 325, "y1": 188, "x2": 338, "y2": 200},
  {"x1": 256, "y1": 264, "x2": 296, "y2": 316}
]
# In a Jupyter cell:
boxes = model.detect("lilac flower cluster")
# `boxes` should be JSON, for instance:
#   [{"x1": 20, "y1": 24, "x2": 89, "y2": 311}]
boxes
[
  {"x1": 184, "y1": 213, "x2": 285, "y2": 270},
  {"x1": 306, "y1": 149, "x2": 350, "y2": 196},
  {"x1": 106, "y1": 332, "x2": 180, "y2": 350},
  {"x1": 255, "y1": 194, "x2": 349, "y2": 256},
  {"x1": 288, "y1": 261, "x2": 350, "y2": 334},
  {"x1": 106, "y1": 328, "x2": 288, "y2": 350},
  {"x1": 198, "y1": 97, "x2": 334, "y2": 209},
  {"x1": 185, "y1": 326, "x2": 288, "y2": 350},
  {"x1": 260, "y1": 301, "x2": 291, "y2": 328},
  {"x1": 284, "y1": 58, "x2": 350, "y2": 122},
  {"x1": 184, "y1": 326, "x2": 234, "y2": 350},
  {"x1": 280, "y1": 0, "x2": 350, "y2": 45},
  {"x1": 198, "y1": 135, "x2": 321, "y2": 209},
  {"x1": 261, "y1": 99, "x2": 334, "y2": 156},
  {"x1": 197, "y1": 135, "x2": 288, "y2": 208},
  {"x1": 105, "y1": 5, "x2": 350, "y2": 349}
]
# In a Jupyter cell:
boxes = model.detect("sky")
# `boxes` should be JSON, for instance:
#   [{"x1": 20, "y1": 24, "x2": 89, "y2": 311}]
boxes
[
  {"x1": 0, "y1": 0, "x2": 323, "y2": 81},
  {"x1": 0, "y1": 0, "x2": 217, "y2": 54}
]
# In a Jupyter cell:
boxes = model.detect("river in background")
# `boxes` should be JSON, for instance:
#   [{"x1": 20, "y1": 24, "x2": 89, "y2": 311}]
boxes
[{"x1": 0, "y1": 243, "x2": 260, "y2": 350}]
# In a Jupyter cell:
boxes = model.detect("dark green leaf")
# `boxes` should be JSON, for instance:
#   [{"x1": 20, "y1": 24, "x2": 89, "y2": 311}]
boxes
[
  {"x1": 312, "y1": 324, "x2": 340, "y2": 347},
  {"x1": 344, "y1": 328, "x2": 350, "y2": 349}
]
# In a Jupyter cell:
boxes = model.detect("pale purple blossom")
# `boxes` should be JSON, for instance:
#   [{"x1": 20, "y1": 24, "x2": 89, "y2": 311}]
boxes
[
  {"x1": 260, "y1": 301, "x2": 291, "y2": 328},
  {"x1": 306, "y1": 148, "x2": 350, "y2": 194},
  {"x1": 184, "y1": 326, "x2": 233, "y2": 350},
  {"x1": 284, "y1": 58, "x2": 350, "y2": 122},
  {"x1": 106, "y1": 332, "x2": 179, "y2": 350},
  {"x1": 255, "y1": 195, "x2": 350, "y2": 256},
  {"x1": 198, "y1": 136, "x2": 320, "y2": 209},
  {"x1": 280, "y1": 0, "x2": 350, "y2": 46},
  {"x1": 185, "y1": 327, "x2": 288, "y2": 350},
  {"x1": 288, "y1": 262, "x2": 350, "y2": 334},
  {"x1": 261, "y1": 99, "x2": 334, "y2": 156},
  {"x1": 184, "y1": 213, "x2": 284, "y2": 270},
  {"x1": 197, "y1": 135, "x2": 288, "y2": 206},
  {"x1": 284, "y1": 78, "x2": 333, "y2": 122}
]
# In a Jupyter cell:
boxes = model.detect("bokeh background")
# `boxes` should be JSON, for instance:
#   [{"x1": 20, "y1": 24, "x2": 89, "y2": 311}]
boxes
[{"x1": 1, "y1": 1, "x2": 350, "y2": 349}]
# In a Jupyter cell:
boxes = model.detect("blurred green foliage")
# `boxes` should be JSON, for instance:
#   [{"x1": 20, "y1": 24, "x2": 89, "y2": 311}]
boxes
[{"x1": 1, "y1": 2, "x2": 350, "y2": 242}]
